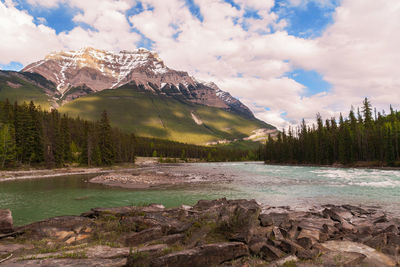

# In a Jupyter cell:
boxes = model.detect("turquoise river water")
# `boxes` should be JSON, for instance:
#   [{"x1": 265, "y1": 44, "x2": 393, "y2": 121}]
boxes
[{"x1": 1, "y1": 162, "x2": 400, "y2": 226}]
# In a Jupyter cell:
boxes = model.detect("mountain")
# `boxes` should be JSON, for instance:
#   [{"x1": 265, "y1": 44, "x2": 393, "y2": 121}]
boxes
[
  {"x1": 0, "y1": 47, "x2": 276, "y2": 145},
  {"x1": 22, "y1": 47, "x2": 254, "y2": 116}
]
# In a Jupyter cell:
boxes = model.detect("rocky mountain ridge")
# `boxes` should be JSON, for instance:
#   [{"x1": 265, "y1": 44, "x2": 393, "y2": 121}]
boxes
[{"x1": 22, "y1": 47, "x2": 254, "y2": 118}]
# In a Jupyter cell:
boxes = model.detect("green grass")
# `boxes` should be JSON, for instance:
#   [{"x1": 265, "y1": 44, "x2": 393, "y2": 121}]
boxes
[
  {"x1": 59, "y1": 87, "x2": 270, "y2": 144},
  {"x1": 0, "y1": 72, "x2": 53, "y2": 110}
]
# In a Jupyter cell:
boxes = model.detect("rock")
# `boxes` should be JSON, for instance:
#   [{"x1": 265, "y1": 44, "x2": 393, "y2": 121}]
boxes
[
  {"x1": 259, "y1": 212, "x2": 289, "y2": 227},
  {"x1": 218, "y1": 199, "x2": 261, "y2": 243},
  {"x1": 384, "y1": 224, "x2": 399, "y2": 234},
  {"x1": 55, "y1": 230, "x2": 74, "y2": 240},
  {"x1": 144, "y1": 213, "x2": 192, "y2": 234},
  {"x1": 323, "y1": 223, "x2": 339, "y2": 237},
  {"x1": 180, "y1": 205, "x2": 192, "y2": 211},
  {"x1": 0, "y1": 209, "x2": 13, "y2": 234},
  {"x1": 124, "y1": 227, "x2": 163, "y2": 246},
  {"x1": 82, "y1": 206, "x2": 136, "y2": 218},
  {"x1": 319, "y1": 251, "x2": 367, "y2": 266},
  {"x1": 322, "y1": 240, "x2": 397, "y2": 267},
  {"x1": 279, "y1": 238, "x2": 305, "y2": 254},
  {"x1": 150, "y1": 242, "x2": 249, "y2": 267},
  {"x1": 86, "y1": 246, "x2": 131, "y2": 259},
  {"x1": 382, "y1": 244, "x2": 399, "y2": 256},
  {"x1": 297, "y1": 237, "x2": 313, "y2": 249},
  {"x1": 297, "y1": 228, "x2": 325, "y2": 243},
  {"x1": 270, "y1": 255, "x2": 298, "y2": 267},
  {"x1": 193, "y1": 198, "x2": 228, "y2": 211},
  {"x1": 141, "y1": 204, "x2": 165, "y2": 212},
  {"x1": 374, "y1": 215, "x2": 389, "y2": 224},
  {"x1": 338, "y1": 219, "x2": 355, "y2": 232},
  {"x1": 342, "y1": 205, "x2": 371, "y2": 216},
  {"x1": 387, "y1": 232, "x2": 400, "y2": 245},
  {"x1": 323, "y1": 207, "x2": 352, "y2": 222},
  {"x1": 364, "y1": 233, "x2": 387, "y2": 249},
  {"x1": 87, "y1": 244, "x2": 167, "y2": 259},
  {"x1": 298, "y1": 217, "x2": 335, "y2": 232},
  {"x1": 0, "y1": 243, "x2": 33, "y2": 254},
  {"x1": 295, "y1": 246, "x2": 314, "y2": 260},
  {"x1": 271, "y1": 227, "x2": 285, "y2": 241},
  {"x1": 120, "y1": 216, "x2": 159, "y2": 232},
  {"x1": 7, "y1": 258, "x2": 127, "y2": 266},
  {"x1": 153, "y1": 233, "x2": 185, "y2": 245},
  {"x1": 248, "y1": 237, "x2": 268, "y2": 254},
  {"x1": 259, "y1": 244, "x2": 285, "y2": 261},
  {"x1": 18, "y1": 216, "x2": 91, "y2": 239}
]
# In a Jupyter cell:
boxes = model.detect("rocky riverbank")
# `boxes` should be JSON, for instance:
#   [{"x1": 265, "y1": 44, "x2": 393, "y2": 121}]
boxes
[
  {"x1": 89, "y1": 167, "x2": 233, "y2": 189},
  {"x1": 1, "y1": 199, "x2": 399, "y2": 266}
]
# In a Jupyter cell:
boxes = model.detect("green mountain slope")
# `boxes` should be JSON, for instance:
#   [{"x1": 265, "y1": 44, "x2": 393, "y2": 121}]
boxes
[
  {"x1": 0, "y1": 71, "x2": 54, "y2": 109},
  {"x1": 59, "y1": 85, "x2": 273, "y2": 144}
]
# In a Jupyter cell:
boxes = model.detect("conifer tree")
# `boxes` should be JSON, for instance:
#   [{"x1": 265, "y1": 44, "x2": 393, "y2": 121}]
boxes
[
  {"x1": 98, "y1": 110, "x2": 114, "y2": 165},
  {"x1": 0, "y1": 124, "x2": 16, "y2": 168}
]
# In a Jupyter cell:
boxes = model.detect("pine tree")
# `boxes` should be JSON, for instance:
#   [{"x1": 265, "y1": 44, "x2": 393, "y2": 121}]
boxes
[
  {"x1": 0, "y1": 124, "x2": 16, "y2": 168},
  {"x1": 98, "y1": 110, "x2": 114, "y2": 165}
]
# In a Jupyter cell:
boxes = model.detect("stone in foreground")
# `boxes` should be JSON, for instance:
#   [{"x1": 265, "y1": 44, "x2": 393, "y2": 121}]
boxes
[
  {"x1": 0, "y1": 209, "x2": 13, "y2": 234},
  {"x1": 150, "y1": 242, "x2": 249, "y2": 267}
]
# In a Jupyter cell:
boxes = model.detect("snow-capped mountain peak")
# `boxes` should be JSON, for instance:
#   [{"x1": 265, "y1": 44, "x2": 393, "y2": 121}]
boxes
[{"x1": 22, "y1": 47, "x2": 255, "y2": 117}]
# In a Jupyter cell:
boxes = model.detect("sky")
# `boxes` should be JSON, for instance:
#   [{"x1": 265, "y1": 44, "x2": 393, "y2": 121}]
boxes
[{"x1": 1, "y1": 0, "x2": 399, "y2": 130}]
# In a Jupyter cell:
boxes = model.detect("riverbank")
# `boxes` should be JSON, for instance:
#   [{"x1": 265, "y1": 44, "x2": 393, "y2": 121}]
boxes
[
  {"x1": 89, "y1": 163, "x2": 234, "y2": 189},
  {"x1": 1, "y1": 199, "x2": 399, "y2": 266},
  {"x1": 0, "y1": 157, "x2": 162, "y2": 183}
]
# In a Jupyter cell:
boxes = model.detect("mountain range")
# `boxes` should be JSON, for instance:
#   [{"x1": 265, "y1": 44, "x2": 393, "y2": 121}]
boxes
[{"x1": 0, "y1": 47, "x2": 276, "y2": 145}]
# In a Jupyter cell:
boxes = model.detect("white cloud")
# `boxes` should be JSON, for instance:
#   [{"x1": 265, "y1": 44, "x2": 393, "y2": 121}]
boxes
[
  {"x1": 0, "y1": 0, "x2": 140, "y2": 65},
  {"x1": 0, "y1": 1, "x2": 63, "y2": 65},
  {"x1": 1, "y1": 0, "x2": 400, "y2": 131}
]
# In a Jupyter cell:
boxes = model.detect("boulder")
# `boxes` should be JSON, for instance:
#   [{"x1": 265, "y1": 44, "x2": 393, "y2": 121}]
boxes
[
  {"x1": 279, "y1": 238, "x2": 305, "y2": 254},
  {"x1": 323, "y1": 207, "x2": 352, "y2": 222},
  {"x1": 365, "y1": 233, "x2": 387, "y2": 249},
  {"x1": 297, "y1": 228, "x2": 326, "y2": 243},
  {"x1": 150, "y1": 242, "x2": 249, "y2": 267},
  {"x1": 0, "y1": 209, "x2": 13, "y2": 234},
  {"x1": 387, "y1": 233, "x2": 400, "y2": 246},
  {"x1": 342, "y1": 205, "x2": 371, "y2": 216},
  {"x1": 259, "y1": 212, "x2": 289, "y2": 227},
  {"x1": 144, "y1": 213, "x2": 192, "y2": 234},
  {"x1": 248, "y1": 237, "x2": 268, "y2": 255},
  {"x1": 193, "y1": 198, "x2": 228, "y2": 211},
  {"x1": 259, "y1": 244, "x2": 285, "y2": 261},
  {"x1": 124, "y1": 227, "x2": 163, "y2": 246},
  {"x1": 8, "y1": 258, "x2": 127, "y2": 267},
  {"x1": 218, "y1": 199, "x2": 261, "y2": 243},
  {"x1": 319, "y1": 251, "x2": 366, "y2": 266}
]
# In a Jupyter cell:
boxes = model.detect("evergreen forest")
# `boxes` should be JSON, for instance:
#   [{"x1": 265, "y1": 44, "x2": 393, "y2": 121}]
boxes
[
  {"x1": 265, "y1": 98, "x2": 400, "y2": 166},
  {"x1": 0, "y1": 100, "x2": 262, "y2": 169}
]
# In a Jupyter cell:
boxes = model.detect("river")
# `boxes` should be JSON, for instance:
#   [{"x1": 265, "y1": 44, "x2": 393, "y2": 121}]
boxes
[{"x1": 1, "y1": 162, "x2": 400, "y2": 226}]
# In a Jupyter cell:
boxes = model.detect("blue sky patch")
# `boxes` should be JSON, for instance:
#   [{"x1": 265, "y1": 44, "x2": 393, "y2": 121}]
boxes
[
  {"x1": 272, "y1": 0, "x2": 338, "y2": 38},
  {"x1": 184, "y1": 0, "x2": 204, "y2": 22},
  {"x1": 131, "y1": 28, "x2": 155, "y2": 50},
  {"x1": 286, "y1": 69, "x2": 331, "y2": 96},
  {"x1": 13, "y1": 1, "x2": 80, "y2": 34},
  {"x1": 0, "y1": 61, "x2": 24, "y2": 71},
  {"x1": 243, "y1": 8, "x2": 262, "y2": 20},
  {"x1": 223, "y1": 0, "x2": 240, "y2": 10}
]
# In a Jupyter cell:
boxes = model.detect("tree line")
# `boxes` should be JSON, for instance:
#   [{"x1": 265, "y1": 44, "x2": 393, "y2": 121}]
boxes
[
  {"x1": 265, "y1": 98, "x2": 400, "y2": 166},
  {"x1": 0, "y1": 100, "x2": 263, "y2": 169}
]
